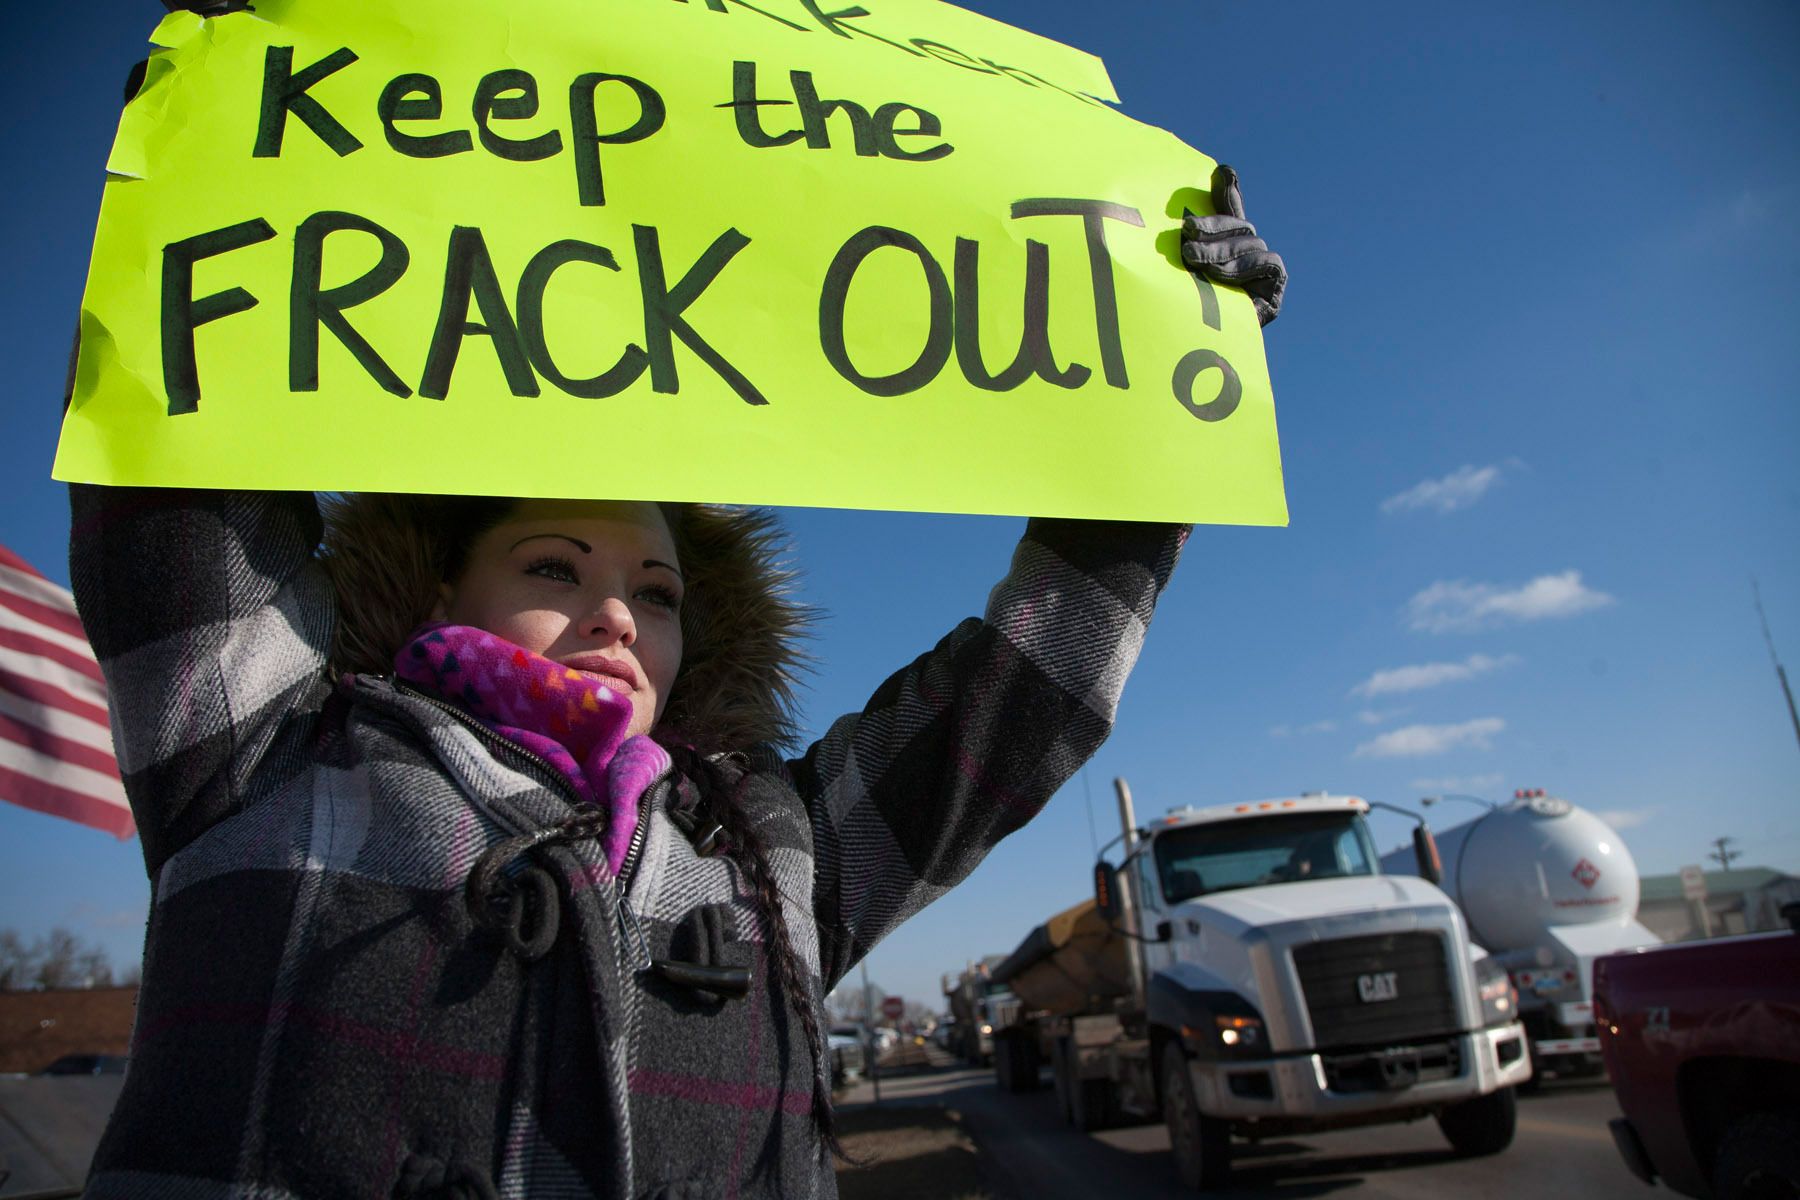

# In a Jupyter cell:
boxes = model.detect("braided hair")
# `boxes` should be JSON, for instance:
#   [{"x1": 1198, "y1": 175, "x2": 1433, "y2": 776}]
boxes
[{"x1": 661, "y1": 744, "x2": 847, "y2": 1162}]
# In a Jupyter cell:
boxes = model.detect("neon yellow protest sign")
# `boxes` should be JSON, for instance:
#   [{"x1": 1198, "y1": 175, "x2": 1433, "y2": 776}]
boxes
[{"x1": 54, "y1": 0, "x2": 1286, "y2": 525}]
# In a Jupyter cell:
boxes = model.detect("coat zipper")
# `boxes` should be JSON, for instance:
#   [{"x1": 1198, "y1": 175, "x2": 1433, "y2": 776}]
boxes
[
  {"x1": 391, "y1": 677, "x2": 579, "y2": 807},
  {"x1": 387, "y1": 677, "x2": 665, "y2": 970}
]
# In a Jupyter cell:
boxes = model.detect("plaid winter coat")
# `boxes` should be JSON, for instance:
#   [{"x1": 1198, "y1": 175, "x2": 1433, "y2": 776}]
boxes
[{"x1": 69, "y1": 484, "x2": 1182, "y2": 1199}]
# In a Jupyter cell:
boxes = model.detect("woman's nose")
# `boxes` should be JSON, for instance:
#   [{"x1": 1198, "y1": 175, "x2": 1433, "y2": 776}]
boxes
[{"x1": 579, "y1": 596, "x2": 636, "y2": 646}]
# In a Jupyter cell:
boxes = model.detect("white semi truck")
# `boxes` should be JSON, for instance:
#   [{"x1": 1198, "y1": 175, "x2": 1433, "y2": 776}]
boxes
[
  {"x1": 1378, "y1": 788, "x2": 1659, "y2": 1080},
  {"x1": 990, "y1": 782, "x2": 1532, "y2": 1190},
  {"x1": 941, "y1": 956, "x2": 1010, "y2": 1065}
]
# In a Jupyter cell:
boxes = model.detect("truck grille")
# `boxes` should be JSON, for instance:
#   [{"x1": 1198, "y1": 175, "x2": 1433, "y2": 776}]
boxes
[{"x1": 1293, "y1": 932, "x2": 1458, "y2": 1049}]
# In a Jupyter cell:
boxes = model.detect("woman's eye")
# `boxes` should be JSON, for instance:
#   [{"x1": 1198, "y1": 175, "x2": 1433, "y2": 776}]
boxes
[
  {"x1": 638, "y1": 584, "x2": 682, "y2": 612},
  {"x1": 525, "y1": 556, "x2": 579, "y2": 584}
]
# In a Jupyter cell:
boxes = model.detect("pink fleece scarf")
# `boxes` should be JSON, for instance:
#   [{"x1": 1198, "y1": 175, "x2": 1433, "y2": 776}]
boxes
[{"x1": 396, "y1": 623, "x2": 669, "y2": 875}]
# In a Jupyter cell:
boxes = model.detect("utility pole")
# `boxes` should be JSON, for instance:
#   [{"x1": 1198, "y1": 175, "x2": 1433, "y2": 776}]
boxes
[
  {"x1": 860, "y1": 957, "x2": 880, "y2": 1103},
  {"x1": 1708, "y1": 836, "x2": 1741, "y2": 872},
  {"x1": 1752, "y1": 578, "x2": 1800, "y2": 755}
]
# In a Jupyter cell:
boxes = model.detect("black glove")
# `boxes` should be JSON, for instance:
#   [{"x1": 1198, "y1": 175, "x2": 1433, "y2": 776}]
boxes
[
  {"x1": 160, "y1": 0, "x2": 249, "y2": 14},
  {"x1": 1181, "y1": 164, "x2": 1287, "y2": 327}
]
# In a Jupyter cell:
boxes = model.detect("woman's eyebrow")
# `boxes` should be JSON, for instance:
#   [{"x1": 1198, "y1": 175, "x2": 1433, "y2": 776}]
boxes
[
  {"x1": 510, "y1": 533, "x2": 593, "y2": 554},
  {"x1": 644, "y1": 558, "x2": 685, "y2": 581}
]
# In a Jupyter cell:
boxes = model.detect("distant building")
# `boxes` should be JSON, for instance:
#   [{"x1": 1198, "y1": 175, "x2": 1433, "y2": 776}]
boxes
[
  {"x1": 0, "y1": 987, "x2": 137, "y2": 1075},
  {"x1": 1636, "y1": 867, "x2": 1800, "y2": 942}
]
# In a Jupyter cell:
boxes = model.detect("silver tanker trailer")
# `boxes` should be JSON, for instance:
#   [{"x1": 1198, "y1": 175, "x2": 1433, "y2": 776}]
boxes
[{"x1": 1379, "y1": 788, "x2": 1659, "y2": 1080}]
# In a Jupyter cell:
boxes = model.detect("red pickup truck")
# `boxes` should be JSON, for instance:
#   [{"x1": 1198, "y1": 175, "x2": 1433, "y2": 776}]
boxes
[{"x1": 1594, "y1": 916, "x2": 1800, "y2": 1199}]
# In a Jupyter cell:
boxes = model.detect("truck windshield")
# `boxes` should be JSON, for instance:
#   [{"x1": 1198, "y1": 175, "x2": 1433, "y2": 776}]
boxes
[{"x1": 1153, "y1": 813, "x2": 1379, "y2": 902}]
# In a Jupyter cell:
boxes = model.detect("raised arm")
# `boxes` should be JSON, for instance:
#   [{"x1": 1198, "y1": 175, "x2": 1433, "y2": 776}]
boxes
[
  {"x1": 67, "y1": 485, "x2": 334, "y2": 879},
  {"x1": 791, "y1": 517, "x2": 1184, "y2": 988}
]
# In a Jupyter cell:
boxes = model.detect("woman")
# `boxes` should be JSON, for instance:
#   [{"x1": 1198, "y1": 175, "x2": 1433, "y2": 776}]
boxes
[{"x1": 69, "y1": 171, "x2": 1283, "y2": 1198}]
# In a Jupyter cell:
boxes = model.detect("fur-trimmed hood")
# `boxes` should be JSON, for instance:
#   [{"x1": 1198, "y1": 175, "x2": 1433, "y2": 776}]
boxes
[{"x1": 318, "y1": 495, "x2": 814, "y2": 753}]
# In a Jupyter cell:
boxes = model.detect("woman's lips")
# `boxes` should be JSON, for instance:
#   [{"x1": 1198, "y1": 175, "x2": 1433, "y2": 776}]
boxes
[{"x1": 562, "y1": 654, "x2": 639, "y2": 693}]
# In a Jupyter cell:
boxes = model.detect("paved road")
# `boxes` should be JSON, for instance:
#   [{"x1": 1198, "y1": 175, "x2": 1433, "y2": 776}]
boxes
[
  {"x1": 841, "y1": 1051, "x2": 1643, "y2": 1199},
  {"x1": 0, "y1": 1075, "x2": 123, "y2": 1198}
]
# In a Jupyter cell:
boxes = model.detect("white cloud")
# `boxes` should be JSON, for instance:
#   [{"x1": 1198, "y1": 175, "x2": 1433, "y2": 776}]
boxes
[
  {"x1": 1270, "y1": 719, "x2": 1337, "y2": 738},
  {"x1": 1598, "y1": 807, "x2": 1658, "y2": 832},
  {"x1": 1406, "y1": 571, "x2": 1614, "y2": 633},
  {"x1": 1381, "y1": 464, "x2": 1504, "y2": 515},
  {"x1": 1410, "y1": 773, "x2": 1505, "y2": 794},
  {"x1": 1351, "y1": 653, "x2": 1519, "y2": 698},
  {"x1": 1356, "y1": 708, "x2": 1405, "y2": 725},
  {"x1": 1729, "y1": 188, "x2": 1770, "y2": 228},
  {"x1": 1353, "y1": 717, "x2": 1505, "y2": 759}
]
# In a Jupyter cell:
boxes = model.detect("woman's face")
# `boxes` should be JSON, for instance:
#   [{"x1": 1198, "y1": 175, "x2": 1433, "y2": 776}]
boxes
[{"x1": 433, "y1": 499, "x2": 683, "y2": 737}]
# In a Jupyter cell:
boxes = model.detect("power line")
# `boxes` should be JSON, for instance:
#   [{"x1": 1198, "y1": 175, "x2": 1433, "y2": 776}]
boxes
[{"x1": 1751, "y1": 577, "x2": 1800, "y2": 755}]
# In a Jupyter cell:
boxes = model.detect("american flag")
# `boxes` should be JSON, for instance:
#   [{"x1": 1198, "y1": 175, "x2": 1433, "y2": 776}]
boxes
[{"x1": 0, "y1": 542, "x2": 132, "y2": 839}]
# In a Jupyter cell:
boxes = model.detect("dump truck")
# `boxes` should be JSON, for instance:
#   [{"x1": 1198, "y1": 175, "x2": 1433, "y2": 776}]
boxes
[
  {"x1": 989, "y1": 782, "x2": 1532, "y2": 1190},
  {"x1": 1379, "y1": 788, "x2": 1659, "y2": 1080},
  {"x1": 941, "y1": 955, "x2": 1010, "y2": 1065}
]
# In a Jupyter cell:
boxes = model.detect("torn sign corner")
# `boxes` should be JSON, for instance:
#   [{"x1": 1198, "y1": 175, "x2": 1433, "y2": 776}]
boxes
[{"x1": 148, "y1": 8, "x2": 206, "y2": 51}]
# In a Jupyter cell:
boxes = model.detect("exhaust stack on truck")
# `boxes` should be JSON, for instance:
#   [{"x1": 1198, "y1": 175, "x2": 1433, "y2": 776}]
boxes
[{"x1": 987, "y1": 781, "x2": 1531, "y2": 1191}]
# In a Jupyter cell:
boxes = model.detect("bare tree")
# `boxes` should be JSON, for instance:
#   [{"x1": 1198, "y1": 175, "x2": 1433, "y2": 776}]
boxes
[
  {"x1": 0, "y1": 928, "x2": 119, "y2": 991},
  {"x1": 35, "y1": 928, "x2": 86, "y2": 989},
  {"x1": 826, "y1": 979, "x2": 886, "y2": 1025},
  {"x1": 76, "y1": 948, "x2": 115, "y2": 988},
  {"x1": 903, "y1": 999, "x2": 936, "y2": 1028},
  {"x1": 0, "y1": 929, "x2": 36, "y2": 991}
]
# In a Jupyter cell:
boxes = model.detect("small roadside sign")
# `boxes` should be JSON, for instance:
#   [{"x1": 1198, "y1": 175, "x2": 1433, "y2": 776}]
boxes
[
  {"x1": 881, "y1": 996, "x2": 906, "y2": 1021},
  {"x1": 1680, "y1": 864, "x2": 1707, "y2": 901}
]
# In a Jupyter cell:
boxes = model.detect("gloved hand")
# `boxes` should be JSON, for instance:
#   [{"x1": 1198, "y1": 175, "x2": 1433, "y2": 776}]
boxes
[
  {"x1": 160, "y1": 0, "x2": 249, "y2": 14},
  {"x1": 1181, "y1": 164, "x2": 1287, "y2": 327}
]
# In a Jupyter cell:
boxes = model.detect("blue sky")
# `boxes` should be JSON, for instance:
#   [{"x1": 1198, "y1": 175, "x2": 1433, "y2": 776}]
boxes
[{"x1": 1, "y1": 1, "x2": 1796, "y2": 1011}]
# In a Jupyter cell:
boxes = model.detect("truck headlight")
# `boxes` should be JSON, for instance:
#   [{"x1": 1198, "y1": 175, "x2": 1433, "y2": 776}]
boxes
[
  {"x1": 1181, "y1": 1014, "x2": 1265, "y2": 1058},
  {"x1": 1474, "y1": 957, "x2": 1517, "y2": 1026}
]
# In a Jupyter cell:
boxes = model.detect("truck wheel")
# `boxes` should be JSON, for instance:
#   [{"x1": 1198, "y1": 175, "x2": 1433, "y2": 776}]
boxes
[
  {"x1": 1020, "y1": 1037, "x2": 1042, "y2": 1092},
  {"x1": 1070, "y1": 1073, "x2": 1114, "y2": 1132},
  {"x1": 1712, "y1": 1109, "x2": 1800, "y2": 1200},
  {"x1": 1001, "y1": 1034, "x2": 1040, "y2": 1094},
  {"x1": 1052, "y1": 1039, "x2": 1074, "y2": 1124},
  {"x1": 1161, "y1": 1043, "x2": 1229, "y2": 1190},
  {"x1": 1436, "y1": 1086, "x2": 1517, "y2": 1157}
]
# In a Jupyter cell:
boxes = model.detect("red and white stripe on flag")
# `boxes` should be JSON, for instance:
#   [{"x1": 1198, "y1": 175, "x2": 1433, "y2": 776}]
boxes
[{"x1": 0, "y1": 543, "x2": 132, "y2": 840}]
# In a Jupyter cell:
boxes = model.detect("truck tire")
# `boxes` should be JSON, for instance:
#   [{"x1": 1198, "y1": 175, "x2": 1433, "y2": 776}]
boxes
[
  {"x1": 1436, "y1": 1086, "x2": 1517, "y2": 1157},
  {"x1": 1161, "y1": 1043, "x2": 1229, "y2": 1190},
  {"x1": 1712, "y1": 1109, "x2": 1800, "y2": 1200},
  {"x1": 1052, "y1": 1038, "x2": 1074, "y2": 1123},
  {"x1": 1070, "y1": 1071, "x2": 1114, "y2": 1132},
  {"x1": 995, "y1": 1033, "x2": 1031, "y2": 1093},
  {"x1": 1002, "y1": 1033, "x2": 1041, "y2": 1093}
]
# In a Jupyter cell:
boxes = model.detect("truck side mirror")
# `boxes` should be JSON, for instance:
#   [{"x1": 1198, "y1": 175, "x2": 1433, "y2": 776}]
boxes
[
  {"x1": 1155, "y1": 920, "x2": 1172, "y2": 943},
  {"x1": 1413, "y1": 825, "x2": 1443, "y2": 886},
  {"x1": 1094, "y1": 861, "x2": 1123, "y2": 922}
]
